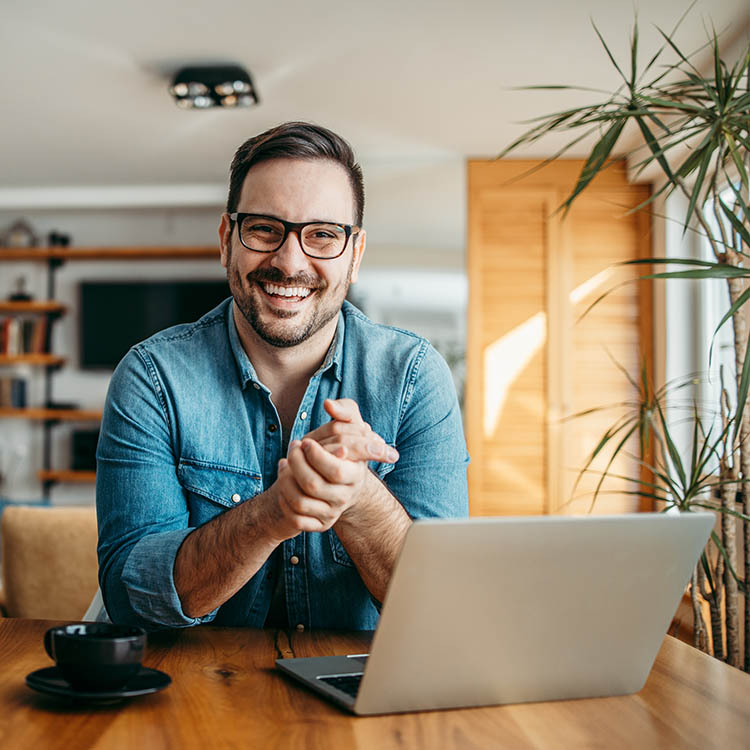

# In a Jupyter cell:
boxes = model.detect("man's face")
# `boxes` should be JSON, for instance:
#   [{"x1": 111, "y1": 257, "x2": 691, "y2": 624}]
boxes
[{"x1": 219, "y1": 158, "x2": 365, "y2": 349}]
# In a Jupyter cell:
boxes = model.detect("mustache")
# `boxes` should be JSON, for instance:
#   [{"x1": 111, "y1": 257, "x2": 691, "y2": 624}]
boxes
[{"x1": 245, "y1": 267, "x2": 325, "y2": 289}]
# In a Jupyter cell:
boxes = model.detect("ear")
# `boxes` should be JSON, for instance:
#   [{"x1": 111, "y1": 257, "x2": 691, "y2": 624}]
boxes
[
  {"x1": 349, "y1": 229, "x2": 366, "y2": 284},
  {"x1": 218, "y1": 213, "x2": 232, "y2": 269}
]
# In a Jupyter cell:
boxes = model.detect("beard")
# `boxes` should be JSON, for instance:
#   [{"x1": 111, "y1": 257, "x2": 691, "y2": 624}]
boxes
[{"x1": 228, "y1": 259, "x2": 354, "y2": 348}]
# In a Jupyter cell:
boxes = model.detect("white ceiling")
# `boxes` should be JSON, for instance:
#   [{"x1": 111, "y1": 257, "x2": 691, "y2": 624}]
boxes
[{"x1": 2, "y1": 0, "x2": 748, "y2": 193}]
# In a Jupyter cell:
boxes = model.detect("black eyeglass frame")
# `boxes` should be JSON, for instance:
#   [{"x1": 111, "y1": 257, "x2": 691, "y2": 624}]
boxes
[{"x1": 228, "y1": 212, "x2": 360, "y2": 259}]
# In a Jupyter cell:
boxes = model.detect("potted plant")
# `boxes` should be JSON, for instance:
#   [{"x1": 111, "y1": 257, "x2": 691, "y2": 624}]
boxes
[{"x1": 500, "y1": 15, "x2": 749, "y2": 670}]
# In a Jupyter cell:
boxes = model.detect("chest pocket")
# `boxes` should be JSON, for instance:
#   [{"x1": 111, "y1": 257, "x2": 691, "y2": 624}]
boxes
[
  {"x1": 177, "y1": 458, "x2": 263, "y2": 527},
  {"x1": 328, "y1": 529, "x2": 354, "y2": 567}
]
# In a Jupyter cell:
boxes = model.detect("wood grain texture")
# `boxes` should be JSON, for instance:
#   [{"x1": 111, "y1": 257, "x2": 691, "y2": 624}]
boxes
[
  {"x1": 0, "y1": 408, "x2": 102, "y2": 421},
  {"x1": 0, "y1": 620, "x2": 747, "y2": 749},
  {"x1": 0, "y1": 247, "x2": 219, "y2": 260},
  {"x1": 0, "y1": 301, "x2": 66, "y2": 314},
  {"x1": 467, "y1": 159, "x2": 653, "y2": 516},
  {"x1": 0, "y1": 354, "x2": 65, "y2": 367},
  {"x1": 467, "y1": 187, "x2": 551, "y2": 515},
  {"x1": 36, "y1": 470, "x2": 96, "y2": 483}
]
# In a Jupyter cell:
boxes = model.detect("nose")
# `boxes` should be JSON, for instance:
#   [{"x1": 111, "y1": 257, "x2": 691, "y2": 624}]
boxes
[{"x1": 268, "y1": 229, "x2": 311, "y2": 276}]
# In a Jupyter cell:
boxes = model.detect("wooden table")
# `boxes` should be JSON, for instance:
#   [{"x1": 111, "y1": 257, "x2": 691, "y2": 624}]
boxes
[{"x1": 0, "y1": 619, "x2": 748, "y2": 749}]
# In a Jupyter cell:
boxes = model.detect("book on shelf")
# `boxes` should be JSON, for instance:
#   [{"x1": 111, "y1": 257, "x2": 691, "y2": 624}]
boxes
[
  {"x1": 0, "y1": 376, "x2": 27, "y2": 407},
  {"x1": 0, "y1": 316, "x2": 49, "y2": 355}
]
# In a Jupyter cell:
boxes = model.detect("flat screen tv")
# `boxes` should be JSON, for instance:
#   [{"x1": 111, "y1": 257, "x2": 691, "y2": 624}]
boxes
[{"x1": 80, "y1": 279, "x2": 230, "y2": 369}]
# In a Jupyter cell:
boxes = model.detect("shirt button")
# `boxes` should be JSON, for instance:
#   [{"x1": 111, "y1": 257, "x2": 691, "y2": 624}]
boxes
[
  {"x1": 231, "y1": 493, "x2": 241, "y2": 503},
  {"x1": 253, "y1": 383, "x2": 260, "y2": 390},
  {"x1": 290, "y1": 555, "x2": 299, "y2": 565},
  {"x1": 268, "y1": 424, "x2": 277, "y2": 433},
  {"x1": 296, "y1": 624, "x2": 305, "y2": 632},
  {"x1": 300, "y1": 411, "x2": 307, "y2": 420}
]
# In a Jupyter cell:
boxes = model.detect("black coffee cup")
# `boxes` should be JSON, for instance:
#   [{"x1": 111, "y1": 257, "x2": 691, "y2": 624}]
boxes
[{"x1": 44, "y1": 623, "x2": 146, "y2": 691}]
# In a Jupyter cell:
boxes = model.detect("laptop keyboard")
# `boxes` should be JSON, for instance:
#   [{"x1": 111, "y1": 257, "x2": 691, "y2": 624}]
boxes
[{"x1": 319, "y1": 674, "x2": 362, "y2": 698}]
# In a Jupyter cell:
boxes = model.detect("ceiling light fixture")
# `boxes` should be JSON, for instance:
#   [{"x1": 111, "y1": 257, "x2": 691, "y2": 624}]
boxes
[{"x1": 169, "y1": 65, "x2": 259, "y2": 110}]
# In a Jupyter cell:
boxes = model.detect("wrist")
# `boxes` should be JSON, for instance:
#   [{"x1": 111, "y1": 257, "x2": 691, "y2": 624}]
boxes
[
  {"x1": 338, "y1": 469, "x2": 380, "y2": 527},
  {"x1": 240, "y1": 486, "x2": 290, "y2": 549}
]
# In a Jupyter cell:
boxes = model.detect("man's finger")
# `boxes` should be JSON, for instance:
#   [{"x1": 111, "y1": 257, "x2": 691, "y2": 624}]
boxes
[
  {"x1": 302, "y1": 420, "x2": 371, "y2": 445},
  {"x1": 300, "y1": 438, "x2": 359, "y2": 486},
  {"x1": 317, "y1": 436, "x2": 398, "y2": 464},
  {"x1": 278, "y1": 490, "x2": 339, "y2": 529},
  {"x1": 367, "y1": 441, "x2": 399, "y2": 463},
  {"x1": 287, "y1": 440, "x2": 350, "y2": 499},
  {"x1": 323, "y1": 398, "x2": 363, "y2": 424}
]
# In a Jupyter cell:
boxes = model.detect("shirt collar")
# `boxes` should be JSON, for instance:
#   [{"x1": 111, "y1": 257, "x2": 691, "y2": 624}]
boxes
[
  {"x1": 322, "y1": 307, "x2": 345, "y2": 382},
  {"x1": 226, "y1": 301, "x2": 260, "y2": 388},
  {"x1": 226, "y1": 300, "x2": 345, "y2": 388}
]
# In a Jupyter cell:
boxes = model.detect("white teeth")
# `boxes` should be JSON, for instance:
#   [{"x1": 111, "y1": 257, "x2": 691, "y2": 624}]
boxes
[{"x1": 262, "y1": 283, "x2": 311, "y2": 298}]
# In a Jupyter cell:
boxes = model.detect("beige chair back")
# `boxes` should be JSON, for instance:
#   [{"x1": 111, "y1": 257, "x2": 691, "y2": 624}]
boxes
[{"x1": 1, "y1": 505, "x2": 98, "y2": 619}]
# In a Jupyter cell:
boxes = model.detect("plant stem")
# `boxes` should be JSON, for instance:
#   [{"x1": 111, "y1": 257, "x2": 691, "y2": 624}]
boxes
[
  {"x1": 724, "y1": 188, "x2": 749, "y2": 669},
  {"x1": 745, "y1": 495, "x2": 750, "y2": 672},
  {"x1": 704, "y1": 557, "x2": 725, "y2": 660},
  {"x1": 743, "y1": 151, "x2": 750, "y2": 673},
  {"x1": 720, "y1": 382, "x2": 741, "y2": 667},
  {"x1": 691, "y1": 567, "x2": 710, "y2": 652}
]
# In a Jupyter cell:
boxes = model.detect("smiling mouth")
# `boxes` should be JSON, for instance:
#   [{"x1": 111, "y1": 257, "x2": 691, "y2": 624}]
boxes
[{"x1": 260, "y1": 282, "x2": 313, "y2": 300}]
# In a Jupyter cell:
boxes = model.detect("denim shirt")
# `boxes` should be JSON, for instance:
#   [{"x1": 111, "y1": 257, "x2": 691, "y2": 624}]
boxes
[{"x1": 96, "y1": 299, "x2": 469, "y2": 631}]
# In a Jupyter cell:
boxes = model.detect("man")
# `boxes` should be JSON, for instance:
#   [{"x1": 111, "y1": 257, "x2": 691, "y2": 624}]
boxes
[{"x1": 96, "y1": 122, "x2": 468, "y2": 631}]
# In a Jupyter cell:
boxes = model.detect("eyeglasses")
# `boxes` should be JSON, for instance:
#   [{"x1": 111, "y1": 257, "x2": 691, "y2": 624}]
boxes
[{"x1": 228, "y1": 213, "x2": 360, "y2": 259}]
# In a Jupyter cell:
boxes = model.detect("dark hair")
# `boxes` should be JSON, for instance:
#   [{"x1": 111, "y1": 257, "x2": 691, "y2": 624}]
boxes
[{"x1": 226, "y1": 121, "x2": 364, "y2": 226}]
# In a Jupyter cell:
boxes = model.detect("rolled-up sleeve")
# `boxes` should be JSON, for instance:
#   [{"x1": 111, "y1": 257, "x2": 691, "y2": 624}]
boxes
[
  {"x1": 96, "y1": 347, "x2": 218, "y2": 630},
  {"x1": 384, "y1": 343, "x2": 469, "y2": 519}
]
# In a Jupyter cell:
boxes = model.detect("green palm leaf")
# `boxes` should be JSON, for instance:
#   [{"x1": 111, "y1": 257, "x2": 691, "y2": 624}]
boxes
[
  {"x1": 709, "y1": 287, "x2": 750, "y2": 368},
  {"x1": 734, "y1": 331, "x2": 750, "y2": 430},
  {"x1": 563, "y1": 119, "x2": 627, "y2": 214},
  {"x1": 717, "y1": 197, "x2": 750, "y2": 248},
  {"x1": 592, "y1": 20, "x2": 627, "y2": 84}
]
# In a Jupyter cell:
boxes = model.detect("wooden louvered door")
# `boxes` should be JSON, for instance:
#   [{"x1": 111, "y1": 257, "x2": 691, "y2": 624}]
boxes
[{"x1": 466, "y1": 160, "x2": 652, "y2": 516}]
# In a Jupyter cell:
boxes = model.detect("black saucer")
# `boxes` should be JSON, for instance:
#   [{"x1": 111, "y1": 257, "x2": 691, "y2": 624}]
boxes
[{"x1": 26, "y1": 666, "x2": 171, "y2": 703}]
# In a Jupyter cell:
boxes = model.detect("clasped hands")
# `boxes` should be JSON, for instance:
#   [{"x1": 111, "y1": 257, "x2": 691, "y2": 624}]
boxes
[{"x1": 266, "y1": 399, "x2": 397, "y2": 541}]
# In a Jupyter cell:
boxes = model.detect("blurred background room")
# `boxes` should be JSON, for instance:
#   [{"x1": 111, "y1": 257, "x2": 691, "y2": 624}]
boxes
[{"x1": 0, "y1": 0, "x2": 747, "y2": 518}]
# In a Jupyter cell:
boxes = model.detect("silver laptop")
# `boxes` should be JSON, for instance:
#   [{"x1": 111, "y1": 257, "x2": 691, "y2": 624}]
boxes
[{"x1": 275, "y1": 512, "x2": 713, "y2": 715}]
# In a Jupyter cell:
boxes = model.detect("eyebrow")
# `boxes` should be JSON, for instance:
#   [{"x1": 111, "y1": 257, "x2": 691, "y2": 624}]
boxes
[{"x1": 238, "y1": 211, "x2": 352, "y2": 225}]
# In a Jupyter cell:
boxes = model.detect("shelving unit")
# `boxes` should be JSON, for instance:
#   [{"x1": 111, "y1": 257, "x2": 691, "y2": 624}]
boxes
[
  {"x1": 0, "y1": 407, "x2": 102, "y2": 420},
  {"x1": 1, "y1": 245, "x2": 220, "y2": 494},
  {"x1": 0, "y1": 353, "x2": 66, "y2": 367},
  {"x1": 0, "y1": 247, "x2": 218, "y2": 261},
  {"x1": 37, "y1": 470, "x2": 97, "y2": 484},
  {"x1": 0, "y1": 301, "x2": 66, "y2": 314}
]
